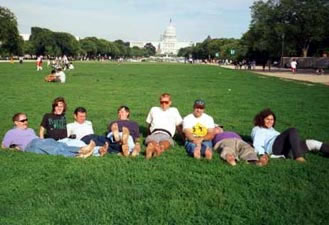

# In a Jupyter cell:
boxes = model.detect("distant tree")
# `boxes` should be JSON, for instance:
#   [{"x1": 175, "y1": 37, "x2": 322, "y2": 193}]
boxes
[
  {"x1": 144, "y1": 43, "x2": 156, "y2": 56},
  {"x1": 245, "y1": 0, "x2": 329, "y2": 57},
  {"x1": 0, "y1": 6, "x2": 23, "y2": 55},
  {"x1": 54, "y1": 32, "x2": 79, "y2": 56},
  {"x1": 79, "y1": 37, "x2": 98, "y2": 57},
  {"x1": 29, "y1": 27, "x2": 57, "y2": 56}
]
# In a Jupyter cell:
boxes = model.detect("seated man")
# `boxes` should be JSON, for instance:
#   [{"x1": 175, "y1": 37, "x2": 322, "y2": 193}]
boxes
[
  {"x1": 183, "y1": 99, "x2": 215, "y2": 160},
  {"x1": 1, "y1": 112, "x2": 96, "y2": 158},
  {"x1": 213, "y1": 124, "x2": 268, "y2": 166},
  {"x1": 108, "y1": 105, "x2": 140, "y2": 157},
  {"x1": 145, "y1": 93, "x2": 183, "y2": 159}
]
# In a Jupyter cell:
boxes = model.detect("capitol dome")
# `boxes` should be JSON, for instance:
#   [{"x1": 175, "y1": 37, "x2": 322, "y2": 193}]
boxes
[{"x1": 163, "y1": 23, "x2": 176, "y2": 38}]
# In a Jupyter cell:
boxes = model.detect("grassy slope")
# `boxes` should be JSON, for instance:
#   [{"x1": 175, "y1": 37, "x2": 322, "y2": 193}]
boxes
[{"x1": 0, "y1": 62, "x2": 328, "y2": 225}]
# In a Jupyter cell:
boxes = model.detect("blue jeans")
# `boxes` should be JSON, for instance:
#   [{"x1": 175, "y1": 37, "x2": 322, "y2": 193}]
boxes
[
  {"x1": 185, "y1": 140, "x2": 213, "y2": 157},
  {"x1": 82, "y1": 134, "x2": 121, "y2": 154},
  {"x1": 25, "y1": 138, "x2": 81, "y2": 157}
]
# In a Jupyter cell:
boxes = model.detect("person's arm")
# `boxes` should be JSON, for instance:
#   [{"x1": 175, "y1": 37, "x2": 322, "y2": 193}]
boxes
[
  {"x1": 39, "y1": 126, "x2": 46, "y2": 139},
  {"x1": 251, "y1": 128, "x2": 267, "y2": 155},
  {"x1": 184, "y1": 128, "x2": 203, "y2": 144},
  {"x1": 202, "y1": 128, "x2": 215, "y2": 141}
]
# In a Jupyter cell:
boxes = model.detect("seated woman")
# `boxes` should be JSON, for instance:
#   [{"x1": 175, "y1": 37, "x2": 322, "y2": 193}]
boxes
[
  {"x1": 40, "y1": 97, "x2": 68, "y2": 141},
  {"x1": 251, "y1": 108, "x2": 329, "y2": 162}
]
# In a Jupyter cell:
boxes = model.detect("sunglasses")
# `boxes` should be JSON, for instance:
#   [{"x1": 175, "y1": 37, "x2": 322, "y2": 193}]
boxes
[
  {"x1": 19, "y1": 119, "x2": 28, "y2": 123},
  {"x1": 160, "y1": 101, "x2": 170, "y2": 104}
]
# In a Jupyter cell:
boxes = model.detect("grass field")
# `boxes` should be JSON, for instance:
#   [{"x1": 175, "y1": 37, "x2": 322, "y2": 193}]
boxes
[{"x1": 0, "y1": 62, "x2": 329, "y2": 225}]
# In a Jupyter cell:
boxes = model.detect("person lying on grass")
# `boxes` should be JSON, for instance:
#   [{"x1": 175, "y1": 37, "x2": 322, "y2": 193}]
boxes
[
  {"x1": 58, "y1": 106, "x2": 108, "y2": 157},
  {"x1": 1, "y1": 112, "x2": 99, "y2": 158},
  {"x1": 212, "y1": 124, "x2": 268, "y2": 166},
  {"x1": 251, "y1": 108, "x2": 329, "y2": 162},
  {"x1": 107, "y1": 105, "x2": 141, "y2": 157}
]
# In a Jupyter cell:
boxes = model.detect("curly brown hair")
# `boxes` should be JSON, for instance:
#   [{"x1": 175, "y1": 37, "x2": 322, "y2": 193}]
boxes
[
  {"x1": 51, "y1": 97, "x2": 67, "y2": 114},
  {"x1": 253, "y1": 108, "x2": 276, "y2": 127}
]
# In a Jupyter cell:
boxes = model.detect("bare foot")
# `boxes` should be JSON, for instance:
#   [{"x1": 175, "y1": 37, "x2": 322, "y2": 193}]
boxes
[
  {"x1": 122, "y1": 127, "x2": 129, "y2": 145},
  {"x1": 256, "y1": 154, "x2": 269, "y2": 166},
  {"x1": 154, "y1": 143, "x2": 164, "y2": 157},
  {"x1": 111, "y1": 123, "x2": 120, "y2": 142},
  {"x1": 193, "y1": 145, "x2": 201, "y2": 159},
  {"x1": 99, "y1": 142, "x2": 109, "y2": 157},
  {"x1": 295, "y1": 157, "x2": 306, "y2": 163},
  {"x1": 121, "y1": 144, "x2": 129, "y2": 157},
  {"x1": 204, "y1": 148, "x2": 213, "y2": 160},
  {"x1": 131, "y1": 143, "x2": 141, "y2": 157},
  {"x1": 78, "y1": 140, "x2": 96, "y2": 158},
  {"x1": 226, "y1": 153, "x2": 236, "y2": 166},
  {"x1": 146, "y1": 143, "x2": 155, "y2": 159}
]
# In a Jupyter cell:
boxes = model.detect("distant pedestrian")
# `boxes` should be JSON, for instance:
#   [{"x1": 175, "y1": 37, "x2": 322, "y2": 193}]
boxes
[
  {"x1": 290, "y1": 58, "x2": 297, "y2": 74},
  {"x1": 36, "y1": 56, "x2": 43, "y2": 71}
]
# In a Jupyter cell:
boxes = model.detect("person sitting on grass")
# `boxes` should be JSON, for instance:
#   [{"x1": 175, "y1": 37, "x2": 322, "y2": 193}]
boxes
[
  {"x1": 43, "y1": 68, "x2": 66, "y2": 83},
  {"x1": 251, "y1": 108, "x2": 329, "y2": 162},
  {"x1": 145, "y1": 93, "x2": 183, "y2": 159},
  {"x1": 39, "y1": 97, "x2": 68, "y2": 141},
  {"x1": 212, "y1": 124, "x2": 268, "y2": 166},
  {"x1": 183, "y1": 99, "x2": 215, "y2": 160},
  {"x1": 1, "y1": 112, "x2": 96, "y2": 158},
  {"x1": 44, "y1": 69, "x2": 57, "y2": 82},
  {"x1": 107, "y1": 105, "x2": 141, "y2": 157}
]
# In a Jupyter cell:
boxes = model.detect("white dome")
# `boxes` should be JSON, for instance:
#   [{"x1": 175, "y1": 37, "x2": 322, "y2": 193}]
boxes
[{"x1": 164, "y1": 24, "x2": 176, "y2": 38}]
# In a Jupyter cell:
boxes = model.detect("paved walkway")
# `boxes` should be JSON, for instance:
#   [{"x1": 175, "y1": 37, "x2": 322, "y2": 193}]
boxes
[{"x1": 220, "y1": 65, "x2": 329, "y2": 86}]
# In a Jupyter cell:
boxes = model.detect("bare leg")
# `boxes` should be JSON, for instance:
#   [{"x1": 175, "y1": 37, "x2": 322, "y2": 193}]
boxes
[
  {"x1": 121, "y1": 127, "x2": 130, "y2": 157},
  {"x1": 204, "y1": 148, "x2": 213, "y2": 160},
  {"x1": 77, "y1": 140, "x2": 96, "y2": 158},
  {"x1": 99, "y1": 142, "x2": 109, "y2": 157},
  {"x1": 131, "y1": 143, "x2": 141, "y2": 157},
  {"x1": 111, "y1": 123, "x2": 120, "y2": 142},
  {"x1": 146, "y1": 142, "x2": 156, "y2": 159},
  {"x1": 193, "y1": 144, "x2": 201, "y2": 159}
]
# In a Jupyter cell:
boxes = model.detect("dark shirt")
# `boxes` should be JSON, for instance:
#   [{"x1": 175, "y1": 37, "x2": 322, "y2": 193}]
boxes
[
  {"x1": 108, "y1": 120, "x2": 140, "y2": 141},
  {"x1": 40, "y1": 113, "x2": 67, "y2": 140}
]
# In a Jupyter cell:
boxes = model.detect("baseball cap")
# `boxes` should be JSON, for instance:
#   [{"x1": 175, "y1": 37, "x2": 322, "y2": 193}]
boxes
[{"x1": 194, "y1": 99, "x2": 205, "y2": 108}]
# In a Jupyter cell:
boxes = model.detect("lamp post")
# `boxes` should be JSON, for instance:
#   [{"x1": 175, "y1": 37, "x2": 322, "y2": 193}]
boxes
[{"x1": 281, "y1": 33, "x2": 285, "y2": 69}]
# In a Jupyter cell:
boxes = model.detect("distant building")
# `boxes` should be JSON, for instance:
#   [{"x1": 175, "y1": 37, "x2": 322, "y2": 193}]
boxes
[
  {"x1": 20, "y1": 33, "x2": 30, "y2": 41},
  {"x1": 130, "y1": 20, "x2": 194, "y2": 55}
]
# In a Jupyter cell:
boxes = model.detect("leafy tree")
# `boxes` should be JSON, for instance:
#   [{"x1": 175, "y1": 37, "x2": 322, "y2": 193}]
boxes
[
  {"x1": 0, "y1": 6, "x2": 23, "y2": 55},
  {"x1": 245, "y1": 0, "x2": 329, "y2": 57},
  {"x1": 144, "y1": 43, "x2": 156, "y2": 56}
]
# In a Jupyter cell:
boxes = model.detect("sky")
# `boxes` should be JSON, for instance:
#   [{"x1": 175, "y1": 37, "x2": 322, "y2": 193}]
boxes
[{"x1": 2, "y1": 0, "x2": 257, "y2": 42}]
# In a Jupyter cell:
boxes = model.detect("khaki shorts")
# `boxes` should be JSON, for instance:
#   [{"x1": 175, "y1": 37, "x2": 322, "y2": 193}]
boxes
[{"x1": 145, "y1": 132, "x2": 174, "y2": 146}]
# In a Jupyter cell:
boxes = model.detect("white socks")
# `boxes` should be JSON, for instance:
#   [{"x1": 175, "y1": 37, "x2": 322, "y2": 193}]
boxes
[{"x1": 305, "y1": 139, "x2": 323, "y2": 151}]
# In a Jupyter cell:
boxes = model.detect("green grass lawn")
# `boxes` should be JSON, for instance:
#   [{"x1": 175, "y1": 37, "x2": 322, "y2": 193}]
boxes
[{"x1": 0, "y1": 62, "x2": 328, "y2": 225}]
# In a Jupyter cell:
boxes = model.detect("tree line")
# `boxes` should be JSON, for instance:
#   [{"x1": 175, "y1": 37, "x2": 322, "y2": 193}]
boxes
[{"x1": 1, "y1": 0, "x2": 329, "y2": 60}]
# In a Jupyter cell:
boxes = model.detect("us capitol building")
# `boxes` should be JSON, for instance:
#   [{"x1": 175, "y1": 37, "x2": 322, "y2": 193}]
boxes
[{"x1": 129, "y1": 20, "x2": 194, "y2": 55}]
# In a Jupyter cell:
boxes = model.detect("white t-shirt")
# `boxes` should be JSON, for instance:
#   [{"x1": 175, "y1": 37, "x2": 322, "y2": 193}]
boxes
[
  {"x1": 183, "y1": 113, "x2": 215, "y2": 137},
  {"x1": 56, "y1": 71, "x2": 66, "y2": 83},
  {"x1": 146, "y1": 107, "x2": 183, "y2": 137},
  {"x1": 291, "y1": 61, "x2": 297, "y2": 69},
  {"x1": 66, "y1": 120, "x2": 94, "y2": 140}
]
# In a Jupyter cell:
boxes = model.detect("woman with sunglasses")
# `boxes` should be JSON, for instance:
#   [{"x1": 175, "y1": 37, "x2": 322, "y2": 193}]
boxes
[{"x1": 251, "y1": 108, "x2": 329, "y2": 162}]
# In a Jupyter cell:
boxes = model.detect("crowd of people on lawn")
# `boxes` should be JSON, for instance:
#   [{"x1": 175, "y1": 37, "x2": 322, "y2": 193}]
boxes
[{"x1": 2, "y1": 94, "x2": 329, "y2": 166}]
